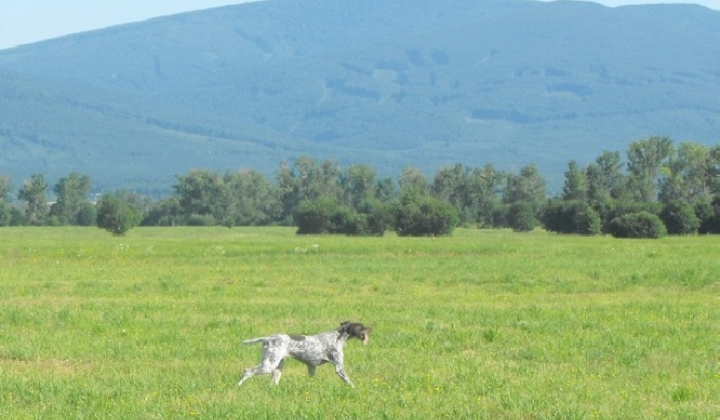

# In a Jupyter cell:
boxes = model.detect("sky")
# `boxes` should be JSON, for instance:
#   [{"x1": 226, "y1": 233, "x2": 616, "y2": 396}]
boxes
[{"x1": 1, "y1": 0, "x2": 719, "y2": 50}]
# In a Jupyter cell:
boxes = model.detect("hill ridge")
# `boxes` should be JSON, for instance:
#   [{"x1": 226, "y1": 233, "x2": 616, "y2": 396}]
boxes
[{"x1": 0, "y1": 0, "x2": 719, "y2": 194}]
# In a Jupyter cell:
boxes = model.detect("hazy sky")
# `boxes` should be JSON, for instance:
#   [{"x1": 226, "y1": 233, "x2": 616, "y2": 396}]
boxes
[{"x1": 1, "y1": 0, "x2": 719, "y2": 50}]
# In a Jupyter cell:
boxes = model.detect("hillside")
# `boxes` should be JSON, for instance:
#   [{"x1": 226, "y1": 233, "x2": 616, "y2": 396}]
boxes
[{"x1": 1, "y1": 0, "x2": 719, "y2": 194}]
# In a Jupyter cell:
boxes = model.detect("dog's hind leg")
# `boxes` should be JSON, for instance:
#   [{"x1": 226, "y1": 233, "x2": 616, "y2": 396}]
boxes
[
  {"x1": 238, "y1": 357, "x2": 283, "y2": 386},
  {"x1": 271, "y1": 359, "x2": 285, "y2": 385}
]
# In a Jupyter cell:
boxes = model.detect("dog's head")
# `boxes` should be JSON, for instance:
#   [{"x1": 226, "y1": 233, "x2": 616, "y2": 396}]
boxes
[{"x1": 338, "y1": 321, "x2": 372, "y2": 345}]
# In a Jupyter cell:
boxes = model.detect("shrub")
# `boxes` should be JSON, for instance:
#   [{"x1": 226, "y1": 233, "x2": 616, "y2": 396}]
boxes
[
  {"x1": 542, "y1": 200, "x2": 601, "y2": 235},
  {"x1": 75, "y1": 202, "x2": 97, "y2": 226},
  {"x1": 96, "y1": 194, "x2": 137, "y2": 236},
  {"x1": 295, "y1": 198, "x2": 336, "y2": 234},
  {"x1": 364, "y1": 201, "x2": 392, "y2": 236},
  {"x1": 507, "y1": 202, "x2": 537, "y2": 232},
  {"x1": 608, "y1": 211, "x2": 667, "y2": 239},
  {"x1": 394, "y1": 196, "x2": 459, "y2": 237},
  {"x1": 294, "y1": 198, "x2": 369, "y2": 235},
  {"x1": 660, "y1": 201, "x2": 699, "y2": 235},
  {"x1": 697, "y1": 198, "x2": 720, "y2": 234},
  {"x1": 187, "y1": 213, "x2": 216, "y2": 226},
  {"x1": 0, "y1": 202, "x2": 10, "y2": 227}
]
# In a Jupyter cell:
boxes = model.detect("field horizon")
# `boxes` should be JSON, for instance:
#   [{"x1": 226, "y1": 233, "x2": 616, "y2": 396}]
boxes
[{"x1": 1, "y1": 227, "x2": 718, "y2": 418}]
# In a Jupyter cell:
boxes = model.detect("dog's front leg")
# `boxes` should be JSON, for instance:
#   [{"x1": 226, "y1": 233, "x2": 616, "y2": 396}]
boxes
[{"x1": 333, "y1": 363, "x2": 354, "y2": 388}]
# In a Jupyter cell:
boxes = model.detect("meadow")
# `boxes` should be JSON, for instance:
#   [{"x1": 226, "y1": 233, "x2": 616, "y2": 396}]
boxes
[{"x1": 0, "y1": 227, "x2": 718, "y2": 419}]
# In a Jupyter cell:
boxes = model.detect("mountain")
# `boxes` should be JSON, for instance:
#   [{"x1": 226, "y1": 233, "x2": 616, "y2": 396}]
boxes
[{"x1": 1, "y1": 0, "x2": 719, "y2": 195}]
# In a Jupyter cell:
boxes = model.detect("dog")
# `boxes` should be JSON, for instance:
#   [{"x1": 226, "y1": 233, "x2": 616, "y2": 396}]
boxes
[{"x1": 237, "y1": 321, "x2": 372, "y2": 388}]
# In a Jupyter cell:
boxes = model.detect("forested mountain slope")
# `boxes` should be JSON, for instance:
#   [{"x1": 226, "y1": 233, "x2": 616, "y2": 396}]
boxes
[{"x1": 1, "y1": 0, "x2": 719, "y2": 194}]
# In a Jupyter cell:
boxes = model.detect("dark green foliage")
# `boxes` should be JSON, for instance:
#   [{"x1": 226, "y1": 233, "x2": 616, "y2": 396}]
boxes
[
  {"x1": 0, "y1": 175, "x2": 11, "y2": 203},
  {"x1": 9, "y1": 207, "x2": 24, "y2": 226},
  {"x1": 142, "y1": 197, "x2": 184, "y2": 227},
  {"x1": 294, "y1": 198, "x2": 367, "y2": 235},
  {"x1": 393, "y1": 195, "x2": 459, "y2": 237},
  {"x1": 75, "y1": 202, "x2": 97, "y2": 226},
  {"x1": 507, "y1": 202, "x2": 537, "y2": 232},
  {"x1": 697, "y1": 198, "x2": 720, "y2": 234},
  {"x1": 491, "y1": 204, "x2": 510, "y2": 229},
  {"x1": 608, "y1": 211, "x2": 667, "y2": 239},
  {"x1": 50, "y1": 172, "x2": 92, "y2": 225},
  {"x1": 542, "y1": 200, "x2": 601, "y2": 235},
  {"x1": 187, "y1": 214, "x2": 216, "y2": 227},
  {"x1": 0, "y1": 202, "x2": 25, "y2": 227},
  {"x1": 603, "y1": 201, "x2": 662, "y2": 233},
  {"x1": 660, "y1": 201, "x2": 699, "y2": 235},
  {"x1": 364, "y1": 201, "x2": 393, "y2": 236},
  {"x1": 17, "y1": 174, "x2": 48, "y2": 226},
  {"x1": 96, "y1": 194, "x2": 137, "y2": 236},
  {"x1": 0, "y1": 202, "x2": 10, "y2": 227}
]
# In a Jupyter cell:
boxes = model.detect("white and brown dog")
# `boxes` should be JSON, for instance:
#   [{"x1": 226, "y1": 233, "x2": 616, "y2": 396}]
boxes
[{"x1": 238, "y1": 321, "x2": 372, "y2": 387}]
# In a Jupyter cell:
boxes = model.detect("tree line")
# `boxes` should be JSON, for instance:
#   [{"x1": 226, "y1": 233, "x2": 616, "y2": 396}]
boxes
[{"x1": 2, "y1": 136, "x2": 720, "y2": 238}]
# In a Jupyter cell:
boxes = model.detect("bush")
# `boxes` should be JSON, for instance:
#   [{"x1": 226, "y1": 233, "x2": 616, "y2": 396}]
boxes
[
  {"x1": 394, "y1": 196, "x2": 459, "y2": 237},
  {"x1": 295, "y1": 198, "x2": 335, "y2": 234},
  {"x1": 507, "y1": 202, "x2": 537, "y2": 232},
  {"x1": 96, "y1": 194, "x2": 137, "y2": 236},
  {"x1": 608, "y1": 211, "x2": 667, "y2": 239},
  {"x1": 542, "y1": 200, "x2": 601, "y2": 235},
  {"x1": 187, "y1": 213, "x2": 216, "y2": 226},
  {"x1": 75, "y1": 202, "x2": 97, "y2": 226},
  {"x1": 660, "y1": 201, "x2": 699, "y2": 235},
  {"x1": 697, "y1": 199, "x2": 720, "y2": 234},
  {"x1": 0, "y1": 202, "x2": 10, "y2": 227},
  {"x1": 294, "y1": 198, "x2": 370, "y2": 235},
  {"x1": 9, "y1": 207, "x2": 24, "y2": 226},
  {"x1": 363, "y1": 201, "x2": 392, "y2": 236}
]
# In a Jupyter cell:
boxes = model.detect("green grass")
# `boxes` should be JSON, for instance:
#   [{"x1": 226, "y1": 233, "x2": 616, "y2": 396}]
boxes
[{"x1": 0, "y1": 227, "x2": 718, "y2": 419}]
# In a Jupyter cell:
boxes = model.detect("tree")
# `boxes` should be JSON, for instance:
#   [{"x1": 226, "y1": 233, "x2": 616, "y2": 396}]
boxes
[
  {"x1": 174, "y1": 169, "x2": 229, "y2": 224},
  {"x1": 0, "y1": 176, "x2": 12, "y2": 227},
  {"x1": 468, "y1": 164, "x2": 504, "y2": 227},
  {"x1": 295, "y1": 156, "x2": 343, "y2": 202},
  {"x1": 342, "y1": 164, "x2": 377, "y2": 211},
  {"x1": 143, "y1": 197, "x2": 184, "y2": 226},
  {"x1": 586, "y1": 150, "x2": 630, "y2": 205},
  {"x1": 50, "y1": 172, "x2": 92, "y2": 224},
  {"x1": 276, "y1": 161, "x2": 300, "y2": 225},
  {"x1": 561, "y1": 160, "x2": 587, "y2": 201},
  {"x1": 397, "y1": 166, "x2": 428, "y2": 196},
  {"x1": 697, "y1": 197, "x2": 720, "y2": 234},
  {"x1": 275, "y1": 157, "x2": 343, "y2": 225},
  {"x1": 0, "y1": 175, "x2": 12, "y2": 203},
  {"x1": 227, "y1": 169, "x2": 281, "y2": 226},
  {"x1": 96, "y1": 193, "x2": 137, "y2": 235},
  {"x1": 432, "y1": 163, "x2": 474, "y2": 224},
  {"x1": 503, "y1": 165, "x2": 546, "y2": 205},
  {"x1": 626, "y1": 136, "x2": 674, "y2": 202},
  {"x1": 18, "y1": 174, "x2": 48, "y2": 225},
  {"x1": 709, "y1": 145, "x2": 720, "y2": 196},
  {"x1": 658, "y1": 142, "x2": 712, "y2": 204}
]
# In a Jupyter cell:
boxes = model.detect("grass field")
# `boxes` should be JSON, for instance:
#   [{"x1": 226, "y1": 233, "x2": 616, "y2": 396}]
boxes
[{"x1": 0, "y1": 227, "x2": 718, "y2": 419}]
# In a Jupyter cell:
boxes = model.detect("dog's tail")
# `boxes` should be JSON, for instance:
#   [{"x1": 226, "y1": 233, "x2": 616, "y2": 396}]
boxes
[{"x1": 242, "y1": 337, "x2": 269, "y2": 345}]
